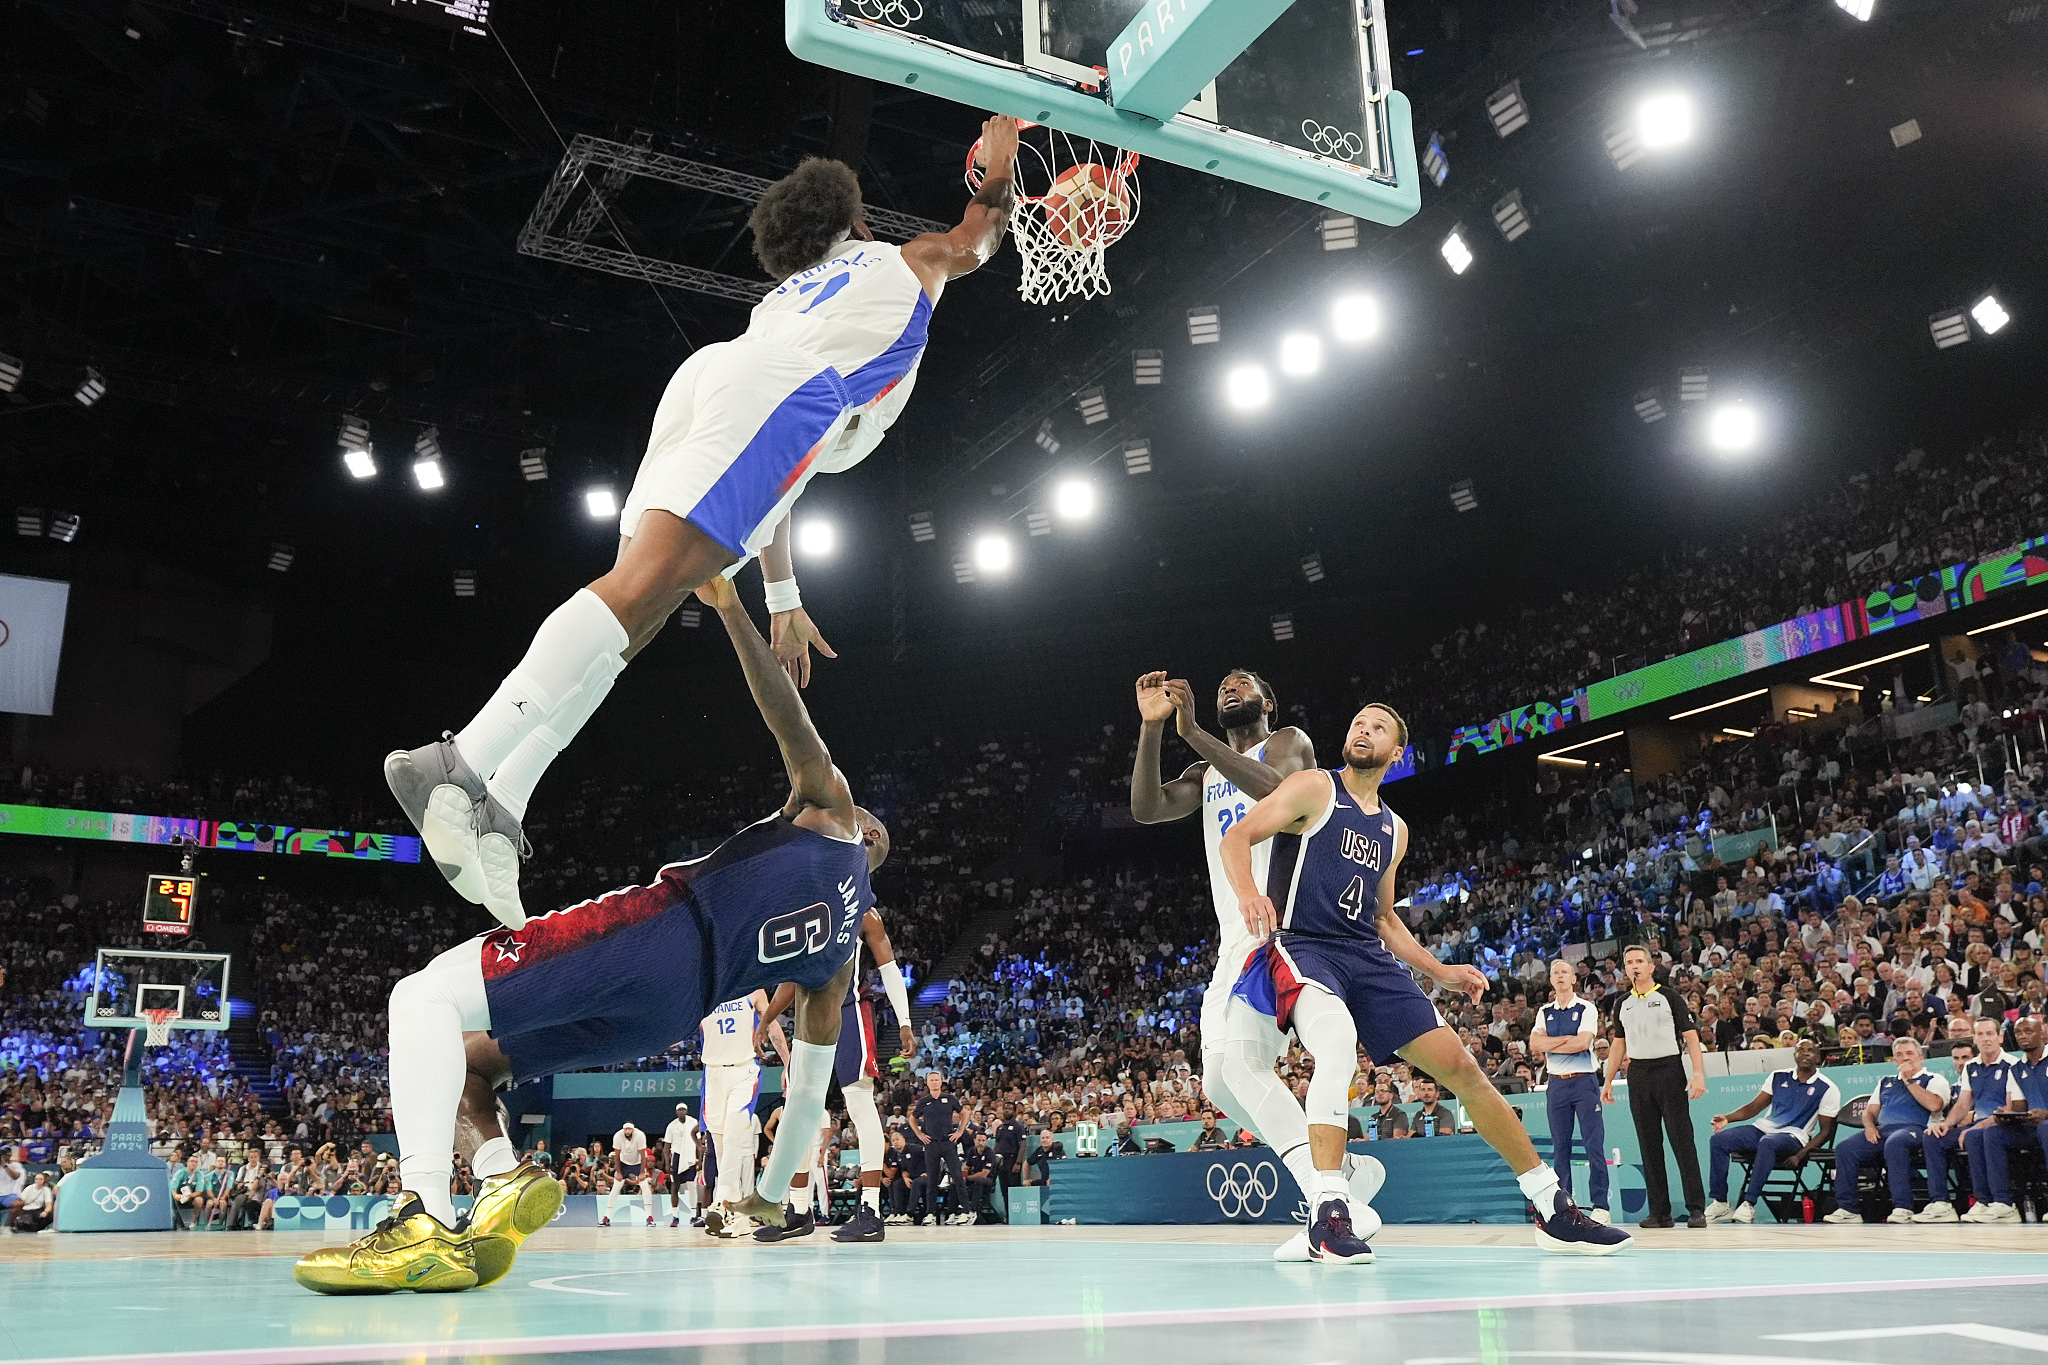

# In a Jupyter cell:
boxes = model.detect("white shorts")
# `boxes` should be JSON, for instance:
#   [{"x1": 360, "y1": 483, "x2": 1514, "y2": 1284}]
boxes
[
  {"x1": 702, "y1": 1061, "x2": 761, "y2": 1154},
  {"x1": 1202, "y1": 945, "x2": 1285, "y2": 1058},
  {"x1": 619, "y1": 338, "x2": 854, "y2": 557}
]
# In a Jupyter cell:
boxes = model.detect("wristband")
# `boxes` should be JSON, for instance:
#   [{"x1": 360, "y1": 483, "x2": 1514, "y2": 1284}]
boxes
[{"x1": 763, "y1": 576, "x2": 802, "y2": 614}]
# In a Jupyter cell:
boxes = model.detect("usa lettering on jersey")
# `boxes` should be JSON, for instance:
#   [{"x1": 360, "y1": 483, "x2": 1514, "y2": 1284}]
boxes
[{"x1": 1340, "y1": 826, "x2": 1384, "y2": 871}]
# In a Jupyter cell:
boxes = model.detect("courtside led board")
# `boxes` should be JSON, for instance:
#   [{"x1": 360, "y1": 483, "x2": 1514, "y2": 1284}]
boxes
[
  {"x1": 786, "y1": 0, "x2": 1420, "y2": 225},
  {"x1": 142, "y1": 872, "x2": 199, "y2": 936}
]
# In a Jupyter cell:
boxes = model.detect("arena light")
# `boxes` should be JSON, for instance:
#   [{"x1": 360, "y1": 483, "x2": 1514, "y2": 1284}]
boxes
[
  {"x1": 584, "y1": 486, "x2": 617, "y2": 519},
  {"x1": 1835, "y1": 0, "x2": 1874, "y2": 18},
  {"x1": 1440, "y1": 229, "x2": 1474, "y2": 275},
  {"x1": 797, "y1": 518, "x2": 836, "y2": 557},
  {"x1": 1449, "y1": 480, "x2": 1478, "y2": 512},
  {"x1": 1054, "y1": 477, "x2": 1095, "y2": 521},
  {"x1": 1707, "y1": 402, "x2": 1758, "y2": 452},
  {"x1": 1637, "y1": 92, "x2": 1694, "y2": 148},
  {"x1": 1928, "y1": 309, "x2": 1972, "y2": 349},
  {"x1": 1122, "y1": 439, "x2": 1153, "y2": 475},
  {"x1": 1279, "y1": 333, "x2": 1322, "y2": 377},
  {"x1": 1491, "y1": 190, "x2": 1530, "y2": 242},
  {"x1": 339, "y1": 415, "x2": 375, "y2": 478},
  {"x1": 1187, "y1": 306, "x2": 1221, "y2": 345},
  {"x1": 1026, "y1": 507, "x2": 1052, "y2": 536},
  {"x1": 1331, "y1": 295, "x2": 1379, "y2": 342},
  {"x1": 1132, "y1": 349, "x2": 1162, "y2": 385},
  {"x1": 1076, "y1": 385, "x2": 1109, "y2": 424},
  {"x1": 1679, "y1": 367, "x2": 1710, "y2": 401},
  {"x1": 972, "y1": 532, "x2": 1013, "y2": 575},
  {"x1": 1034, "y1": 418, "x2": 1060, "y2": 454},
  {"x1": 1667, "y1": 687, "x2": 1767, "y2": 720},
  {"x1": 519, "y1": 447, "x2": 549, "y2": 481},
  {"x1": 1545, "y1": 730, "x2": 1625, "y2": 758},
  {"x1": 1226, "y1": 364, "x2": 1271, "y2": 410},
  {"x1": 1633, "y1": 389, "x2": 1667, "y2": 423},
  {"x1": 1300, "y1": 552, "x2": 1325, "y2": 583},
  {"x1": 267, "y1": 543, "x2": 295, "y2": 573},
  {"x1": 909, "y1": 510, "x2": 936, "y2": 542},
  {"x1": 15, "y1": 507, "x2": 45, "y2": 537},
  {"x1": 1486, "y1": 80, "x2": 1530, "y2": 138},
  {"x1": 48, "y1": 512, "x2": 80, "y2": 543},
  {"x1": 0, "y1": 352, "x2": 22, "y2": 393},
  {"x1": 1971, "y1": 293, "x2": 2011, "y2": 335},
  {"x1": 1809, "y1": 642, "x2": 1928, "y2": 686},
  {"x1": 1722, "y1": 727, "x2": 1756, "y2": 738},
  {"x1": 1539, "y1": 753, "x2": 1587, "y2": 767},
  {"x1": 1422, "y1": 132, "x2": 1449, "y2": 186},
  {"x1": 1968, "y1": 606, "x2": 2048, "y2": 636},
  {"x1": 453, "y1": 569, "x2": 477, "y2": 598},
  {"x1": 412, "y1": 458, "x2": 444, "y2": 491},
  {"x1": 1320, "y1": 213, "x2": 1358, "y2": 250},
  {"x1": 1270, "y1": 613, "x2": 1295, "y2": 642},
  {"x1": 343, "y1": 447, "x2": 377, "y2": 479},
  {"x1": 73, "y1": 367, "x2": 106, "y2": 406}
]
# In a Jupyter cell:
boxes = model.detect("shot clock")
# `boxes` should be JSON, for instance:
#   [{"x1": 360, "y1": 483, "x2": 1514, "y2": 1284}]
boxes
[{"x1": 142, "y1": 873, "x2": 199, "y2": 936}]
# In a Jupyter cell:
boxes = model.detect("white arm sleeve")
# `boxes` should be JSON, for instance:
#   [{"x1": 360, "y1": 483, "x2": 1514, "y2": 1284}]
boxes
[{"x1": 879, "y1": 961, "x2": 912, "y2": 1026}]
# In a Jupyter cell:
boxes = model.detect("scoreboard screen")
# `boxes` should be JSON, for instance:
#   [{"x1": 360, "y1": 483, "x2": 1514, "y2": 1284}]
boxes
[{"x1": 142, "y1": 874, "x2": 199, "y2": 936}]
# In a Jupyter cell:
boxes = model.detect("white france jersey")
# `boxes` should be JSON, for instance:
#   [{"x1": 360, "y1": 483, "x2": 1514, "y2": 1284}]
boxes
[
  {"x1": 1202, "y1": 740, "x2": 1272, "y2": 980},
  {"x1": 747, "y1": 238, "x2": 930, "y2": 476},
  {"x1": 701, "y1": 996, "x2": 760, "y2": 1067}
]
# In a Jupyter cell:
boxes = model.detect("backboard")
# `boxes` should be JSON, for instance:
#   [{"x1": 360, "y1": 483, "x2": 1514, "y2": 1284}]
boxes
[
  {"x1": 786, "y1": 0, "x2": 1419, "y2": 225},
  {"x1": 84, "y1": 947, "x2": 231, "y2": 1033}
]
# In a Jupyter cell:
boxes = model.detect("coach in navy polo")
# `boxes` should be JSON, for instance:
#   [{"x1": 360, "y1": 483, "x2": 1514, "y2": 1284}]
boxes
[
  {"x1": 1703, "y1": 1037, "x2": 1841, "y2": 1223},
  {"x1": 1824, "y1": 1036, "x2": 1951, "y2": 1223},
  {"x1": 1532, "y1": 960, "x2": 1609, "y2": 1220},
  {"x1": 1915, "y1": 1017, "x2": 2023, "y2": 1222},
  {"x1": 1965, "y1": 1015, "x2": 2047, "y2": 1223}
]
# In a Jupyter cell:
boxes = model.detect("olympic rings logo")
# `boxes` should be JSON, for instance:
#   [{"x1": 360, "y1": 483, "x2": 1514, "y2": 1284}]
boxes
[
  {"x1": 1301, "y1": 121, "x2": 1365, "y2": 162},
  {"x1": 1204, "y1": 1160, "x2": 1279, "y2": 1219},
  {"x1": 94, "y1": 1185, "x2": 152, "y2": 1213},
  {"x1": 843, "y1": 0, "x2": 923, "y2": 27}
]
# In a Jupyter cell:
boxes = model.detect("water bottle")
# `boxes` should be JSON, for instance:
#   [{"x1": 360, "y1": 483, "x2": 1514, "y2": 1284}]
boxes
[
  {"x1": 1802, "y1": 1195, "x2": 1814, "y2": 1223},
  {"x1": 1423, "y1": 1112, "x2": 1437, "y2": 1138},
  {"x1": 2024, "y1": 1195, "x2": 2038, "y2": 1224},
  {"x1": 1363, "y1": 1120, "x2": 1376, "y2": 1142}
]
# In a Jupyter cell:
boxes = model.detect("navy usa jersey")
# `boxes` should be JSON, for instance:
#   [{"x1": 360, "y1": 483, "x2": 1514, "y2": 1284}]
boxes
[
  {"x1": 1266, "y1": 769, "x2": 1398, "y2": 941},
  {"x1": 681, "y1": 812, "x2": 872, "y2": 1005}
]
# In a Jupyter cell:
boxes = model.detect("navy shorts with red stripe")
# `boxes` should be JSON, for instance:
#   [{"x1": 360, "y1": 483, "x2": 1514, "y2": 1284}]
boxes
[
  {"x1": 480, "y1": 878, "x2": 709, "y2": 1085},
  {"x1": 1236, "y1": 934, "x2": 1442, "y2": 1064},
  {"x1": 834, "y1": 998, "x2": 879, "y2": 1088}
]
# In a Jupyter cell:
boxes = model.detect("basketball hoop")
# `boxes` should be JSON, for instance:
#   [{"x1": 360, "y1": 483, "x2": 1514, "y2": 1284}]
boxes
[
  {"x1": 142, "y1": 1008, "x2": 176, "y2": 1048},
  {"x1": 967, "y1": 122, "x2": 1140, "y2": 307}
]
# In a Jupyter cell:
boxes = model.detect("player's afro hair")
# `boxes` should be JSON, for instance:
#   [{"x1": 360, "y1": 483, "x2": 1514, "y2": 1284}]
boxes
[{"x1": 749, "y1": 158, "x2": 863, "y2": 281}]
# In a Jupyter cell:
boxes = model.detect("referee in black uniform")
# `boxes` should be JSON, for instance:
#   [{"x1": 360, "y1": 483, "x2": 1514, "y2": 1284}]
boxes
[
  {"x1": 1601, "y1": 945, "x2": 1708, "y2": 1229},
  {"x1": 911, "y1": 1068, "x2": 966, "y2": 1225}
]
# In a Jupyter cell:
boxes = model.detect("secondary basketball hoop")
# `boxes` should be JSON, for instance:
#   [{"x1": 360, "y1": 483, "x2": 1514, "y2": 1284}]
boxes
[
  {"x1": 141, "y1": 1008, "x2": 177, "y2": 1048},
  {"x1": 968, "y1": 121, "x2": 1139, "y2": 306}
]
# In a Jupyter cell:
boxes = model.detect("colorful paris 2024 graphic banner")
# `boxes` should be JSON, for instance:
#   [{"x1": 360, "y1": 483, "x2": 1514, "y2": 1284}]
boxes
[
  {"x1": 0, "y1": 803, "x2": 421, "y2": 862},
  {"x1": 1433, "y1": 531, "x2": 2048, "y2": 769}
]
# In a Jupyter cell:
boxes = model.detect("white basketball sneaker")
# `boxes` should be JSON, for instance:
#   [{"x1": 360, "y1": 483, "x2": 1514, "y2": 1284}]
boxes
[
  {"x1": 384, "y1": 734, "x2": 529, "y2": 929},
  {"x1": 1911, "y1": 1200, "x2": 1959, "y2": 1223}
]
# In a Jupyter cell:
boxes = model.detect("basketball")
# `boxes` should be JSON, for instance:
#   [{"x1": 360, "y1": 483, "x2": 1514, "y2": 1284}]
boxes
[{"x1": 1041, "y1": 162, "x2": 1132, "y2": 248}]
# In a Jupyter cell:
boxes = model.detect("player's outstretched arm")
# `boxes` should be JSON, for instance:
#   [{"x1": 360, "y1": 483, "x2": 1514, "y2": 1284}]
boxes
[
  {"x1": 900, "y1": 114, "x2": 1018, "y2": 296},
  {"x1": 696, "y1": 578, "x2": 856, "y2": 827},
  {"x1": 760, "y1": 514, "x2": 836, "y2": 690},
  {"x1": 1218, "y1": 768, "x2": 1328, "y2": 937},
  {"x1": 1163, "y1": 677, "x2": 1315, "y2": 799},
  {"x1": 1130, "y1": 672, "x2": 1203, "y2": 823}
]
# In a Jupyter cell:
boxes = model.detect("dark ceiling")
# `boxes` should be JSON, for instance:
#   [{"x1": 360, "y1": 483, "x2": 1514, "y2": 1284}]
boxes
[{"x1": 4, "y1": 0, "x2": 2047, "y2": 780}]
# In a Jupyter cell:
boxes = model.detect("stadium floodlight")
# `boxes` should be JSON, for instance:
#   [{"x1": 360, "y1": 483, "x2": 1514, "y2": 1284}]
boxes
[
  {"x1": 1225, "y1": 364, "x2": 1271, "y2": 410},
  {"x1": 584, "y1": 486, "x2": 617, "y2": 519},
  {"x1": 1890, "y1": 119, "x2": 1921, "y2": 148},
  {"x1": 1300, "y1": 552, "x2": 1325, "y2": 583},
  {"x1": 972, "y1": 532, "x2": 1013, "y2": 574},
  {"x1": 675, "y1": 602, "x2": 702, "y2": 628},
  {"x1": 343, "y1": 447, "x2": 377, "y2": 479},
  {"x1": 413, "y1": 425, "x2": 444, "y2": 463},
  {"x1": 74, "y1": 367, "x2": 106, "y2": 406},
  {"x1": 1331, "y1": 295, "x2": 1379, "y2": 343},
  {"x1": 1440, "y1": 229, "x2": 1473, "y2": 275},
  {"x1": 519, "y1": 447, "x2": 550, "y2": 481},
  {"x1": 1835, "y1": 0, "x2": 1874, "y2": 18},
  {"x1": 1707, "y1": 402, "x2": 1759, "y2": 452},
  {"x1": 453, "y1": 569, "x2": 477, "y2": 598},
  {"x1": 1449, "y1": 480, "x2": 1478, "y2": 512},
  {"x1": 1122, "y1": 439, "x2": 1153, "y2": 475},
  {"x1": 1132, "y1": 350, "x2": 1163, "y2": 385},
  {"x1": 1279, "y1": 333, "x2": 1322, "y2": 377},
  {"x1": 1637, "y1": 92, "x2": 1694, "y2": 149},
  {"x1": 339, "y1": 415, "x2": 374, "y2": 477},
  {"x1": 1187, "y1": 306, "x2": 1221, "y2": 345},
  {"x1": 15, "y1": 507, "x2": 45, "y2": 537},
  {"x1": 909, "y1": 510, "x2": 935, "y2": 542},
  {"x1": 0, "y1": 352, "x2": 21, "y2": 393},
  {"x1": 797, "y1": 518, "x2": 836, "y2": 557},
  {"x1": 1422, "y1": 132, "x2": 1449, "y2": 187},
  {"x1": 413, "y1": 458, "x2": 445, "y2": 491},
  {"x1": 952, "y1": 557, "x2": 976, "y2": 584},
  {"x1": 1270, "y1": 613, "x2": 1295, "y2": 642},
  {"x1": 1928, "y1": 308, "x2": 1971, "y2": 349},
  {"x1": 48, "y1": 512, "x2": 80, "y2": 543},
  {"x1": 1076, "y1": 386, "x2": 1108, "y2": 424},
  {"x1": 1320, "y1": 213, "x2": 1358, "y2": 250},
  {"x1": 267, "y1": 544, "x2": 294, "y2": 573},
  {"x1": 1054, "y1": 477, "x2": 1096, "y2": 521},
  {"x1": 1679, "y1": 367, "x2": 1710, "y2": 401},
  {"x1": 1491, "y1": 190, "x2": 1530, "y2": 242},
  {"x1": 1034, "y1": 418, "x2": 1060, "y2": 454},
  {"x1": 1633, "y1": 389, "x2": 1668, "y2": 423},
  {"x1": 1486, "y1": 80, "x2": 1530, "y2": 138},
  {"x1": 1026, "y1": 507, "x2": 1052, "y2": 536},
  {"x1": 1971, "y1": 294, "x2": 2011, "y2": 335}
]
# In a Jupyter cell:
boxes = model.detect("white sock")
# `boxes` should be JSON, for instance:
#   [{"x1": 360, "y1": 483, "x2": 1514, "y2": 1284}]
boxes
[
  {"x1": 1312, "y1": 1169, "x2": 1349, "y2": 1207},
  {"x1": 473, "y1": 1136, "x2": 519, "y2": 1181},
  {"x1": 1517, "y1": 1164, "x2": 1561, "y2": 1208},
  {"x1": 1275, "y1": 1142, "x2": 1319, "y2": 1203},
  {"x1": 861, "y1": 1186, "x2": 881, "y2": 1214},
  {"x1": 388, "y1": 943, "x2": 490, "y2": 1229},
  {"x1": 487, "y1": 639, "x2": 621, "y2": 821},
  {"x1": 604, "y1": 1182, "x2": 619, "y2": 1218},
  {"x1": 453, "y1": 589, "x2": 629, "y2": 779}
]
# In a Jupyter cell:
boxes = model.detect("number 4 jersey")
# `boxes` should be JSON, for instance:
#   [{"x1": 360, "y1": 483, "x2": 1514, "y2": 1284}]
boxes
[
  {"x1": 1202, "y1": 740, "x2": 1272, "y2": 984},
  {"x1": 478, "y1": 812, "x2": 871, "y2": 1084},
  {"x1": 1266, "y1": 769, "x2": 1398, "y2": 941}
]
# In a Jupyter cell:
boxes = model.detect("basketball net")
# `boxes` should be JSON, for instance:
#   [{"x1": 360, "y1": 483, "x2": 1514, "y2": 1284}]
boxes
[
  {"x1": 968, "y1": 122, "x2": 1140, "y2": 306},
  {"x1": 142, "y1": 1008, "x2": 176, "y2": 1048}
]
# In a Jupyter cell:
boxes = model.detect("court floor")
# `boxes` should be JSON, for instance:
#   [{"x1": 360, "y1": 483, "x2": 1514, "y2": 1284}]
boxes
[{"x1": 4, "y1": 1223, "x2": 2047, "y2": 1365}]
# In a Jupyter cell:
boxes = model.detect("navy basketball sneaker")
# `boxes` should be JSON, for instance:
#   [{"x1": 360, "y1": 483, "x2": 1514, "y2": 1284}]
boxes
[
  {"x1": 832, "y1": 1204, "x2": 886, "y2": 1243},
  {"x1": 753, "y1": 1204, "x2": 816, "y2": 1242},
  {"x1": 1534, "y1": 1190, "x2": 1633, "y2": 1255},
  {"x1": 1307, "y1": 1199, "x2": 1375, "y2": 1264}
]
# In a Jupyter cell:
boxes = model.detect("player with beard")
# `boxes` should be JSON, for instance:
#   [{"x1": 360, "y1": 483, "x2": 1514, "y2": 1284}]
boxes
[
  {"x1": 1222, "y1": 703, "x2": 1631, "y2": 1262},
  {"x1": 1129, "y1": 671, "x2": 1382, "y2": 1260}
]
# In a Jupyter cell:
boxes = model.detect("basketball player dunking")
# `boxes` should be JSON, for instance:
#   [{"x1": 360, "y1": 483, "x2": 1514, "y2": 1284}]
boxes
[
  {"x1": 1220, "y1": 703, "x2": 1630, "y2": 1262},
  {"x1": 699, "y1": 990, "x2": 787, "y2": 1238},
  {"x1": 293, "y1": 574, "x2": 888, "y2": 1294},
  {"x1": 1128, "y1": 670, "x2": 1382, "y2": 1260},
  {"x1": 752, "y1": 905, "x2": 916, "y2": 1243},
  {"x1": 382, "y1": 117, "x2": 1022, "y2": 932}
]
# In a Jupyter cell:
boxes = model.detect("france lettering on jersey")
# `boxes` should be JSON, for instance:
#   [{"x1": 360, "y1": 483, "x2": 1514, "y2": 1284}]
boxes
[
  {"x1": 1753, "y1": 1068, "x2": 1843, "y2": 1136},
  {"x1": 701, "y1": 998, "x2": 759, "y2": 1067},
  {"x1": 1965, "y1": 1055, "x2": 2025, "y2": 1118},
  {"x1": 1535, "y1": 999, "x2": 1597, "y2": 1075},
  {"x1": 478, "y1": 812, "x2": 871, "y2": 1086},
  {"x1": 1267, "y1": 769, "x2": 1397, "y2": 939},
  {"x1": 1872, "y1": 1069, "x2": 1951, "y2": 1128},
  {"x1": 1201, "y1": 740, "x2": 1271, "y2": 975},
  {"x1": 748, "y1": 239, "x2": 931, "y2": 449}
]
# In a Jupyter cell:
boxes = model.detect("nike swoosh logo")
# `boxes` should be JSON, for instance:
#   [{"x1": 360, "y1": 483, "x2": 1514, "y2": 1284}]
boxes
[{"x1": 406, "y1": 1260, "x2": 442, "y2": 1282}]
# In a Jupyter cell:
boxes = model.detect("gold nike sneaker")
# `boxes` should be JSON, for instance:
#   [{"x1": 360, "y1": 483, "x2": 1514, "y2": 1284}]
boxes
[
  {"x1": 293, "y1": 1192, "x2": 478, "y2": 1295},
  {"x1": 465, "y1": 1161, "x2": 564, "y2": 1287}
]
